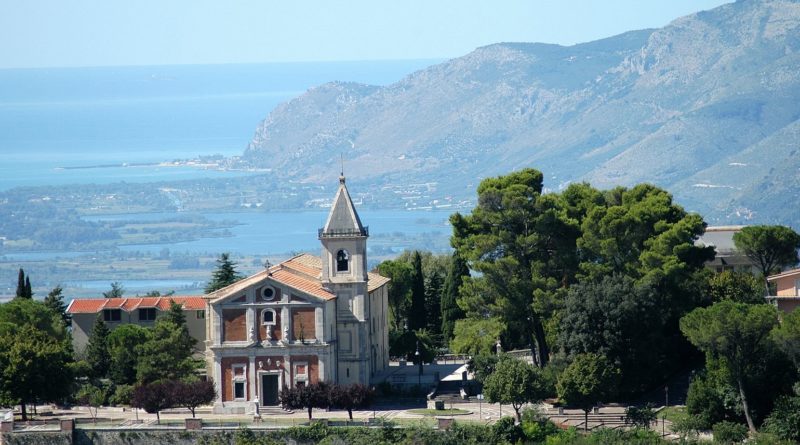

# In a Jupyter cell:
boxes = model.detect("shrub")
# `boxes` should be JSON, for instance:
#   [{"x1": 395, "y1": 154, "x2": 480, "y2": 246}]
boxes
[
  {"x1": 625, "y1": 405, "x2": 658, "y2": 428},
  {"x1": 763, "y1": 395, "x2": 800, "y2": 442},
  {"x1": 109, "y1": 384, "x2": 134, "y2": 406},
  {"x1": 672, "y1": 413, "x2": 706, "y2": 442},
  {"x1": 686, "y1": 373, "x2": 728, "y2": 429},
  {"x1": 521, "y1": 408, "x2": 560, "y2": 443},
  {"x1": 713, "y1": 421, "x2": 748, "y2": 444},
  {"x1": 492, "y1": 416, "x2": 523, "y2": 444}
]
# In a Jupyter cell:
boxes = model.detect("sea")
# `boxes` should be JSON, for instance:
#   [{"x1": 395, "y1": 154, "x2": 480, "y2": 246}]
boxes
[
  {"x1": 0, "y1": 60, "x2": 441, "y2": 190},
  {"x1": 0, "y1": 60, "x2": 453, "y2": 297}
]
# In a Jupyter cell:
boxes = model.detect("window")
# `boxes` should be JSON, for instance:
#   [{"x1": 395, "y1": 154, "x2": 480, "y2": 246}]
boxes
[
  {"x1": 103, "y1": 309, "x2": 121, "y2": 322},
  {"x1": 294, "y1": 362, "x2": 308, "y2": 386},
  {"x1": 336, "y1": 249, "x2": 349, "y2": 272},
  {"x1": 232, "y1": 365, "x2": 246, "y2": 400},
  {"x1": 196, "y1": 310, "x2": 205, "y2": 319},
  {"x1": 262, "y1": 309, "x2": 276, "y2": 325},
  {"x1": 138, "y1": 308, "x2": 156, "y2": 321},
  {"x1": 262, "y1": 287, "x2": 275, "y2": 301}
]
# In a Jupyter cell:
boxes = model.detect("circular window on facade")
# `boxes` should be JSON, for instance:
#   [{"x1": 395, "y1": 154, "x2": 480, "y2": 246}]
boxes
[{"x1": 263, "y1": 287, "x2": 275, "y2": 300}]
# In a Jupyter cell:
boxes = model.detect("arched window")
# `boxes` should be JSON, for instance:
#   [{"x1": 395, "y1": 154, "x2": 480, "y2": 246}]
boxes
[
  {"x1": 336, "y1": 249, "x2": 349, "y2": 272},
  {"x1": 262, "y1": 309, "x2": 276, "y2": 325}
]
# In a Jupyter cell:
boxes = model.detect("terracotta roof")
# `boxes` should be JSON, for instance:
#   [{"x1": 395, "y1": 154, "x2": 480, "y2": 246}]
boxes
[
  {"x1": 67, "y1": 296, "x2": 207, "y2": 314},
  {"x1": 206, "y1": 269, "x2": 270, "y2": 301},
  {"x1": 291, "y1": 253, "x2": 322, "y2": 269},
  {"x1": 207, "y1": 253, "x2": 389, "y2": 304},
  {"x1": 282, "y1": 257, "x2": 323, "y2": 280},
  {"x1": 367, "y1": 272, "x2": 391, "y2": 292},
  {"x1": 270, "y1": 268, "x2": 336, "y2": 300},
  {"x1": 768, "y1": 268, "x2": 800, "y2": 281}
]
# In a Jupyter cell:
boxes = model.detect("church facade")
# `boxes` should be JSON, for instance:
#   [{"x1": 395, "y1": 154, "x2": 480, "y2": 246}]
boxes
[{"x1": 205, "y1": 176, "x2": 390, "y2": 414}]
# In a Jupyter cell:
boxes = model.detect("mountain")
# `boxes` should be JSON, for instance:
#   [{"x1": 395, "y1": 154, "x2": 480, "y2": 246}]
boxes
[{"x1": 241, "y1": 0, "x2": 800, "y2": 225}]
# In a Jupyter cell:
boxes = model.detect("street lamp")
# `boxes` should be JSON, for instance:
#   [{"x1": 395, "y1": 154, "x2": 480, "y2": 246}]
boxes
[{"x1": 415, "y1": 340, "x2": 422, "y2": 387}]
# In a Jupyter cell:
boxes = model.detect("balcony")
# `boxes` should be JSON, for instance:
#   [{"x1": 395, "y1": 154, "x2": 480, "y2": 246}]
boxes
[{"x1": 318, "y1": 226, "x2": 369, "y2": 238}]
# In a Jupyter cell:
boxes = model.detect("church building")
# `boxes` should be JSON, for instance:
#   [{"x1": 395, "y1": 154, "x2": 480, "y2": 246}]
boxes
[{"x1": 205, "y1": 176, "x2": 390, "y2": 414}]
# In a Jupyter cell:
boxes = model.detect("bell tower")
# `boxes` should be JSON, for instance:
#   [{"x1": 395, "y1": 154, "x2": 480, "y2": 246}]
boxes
[{"x1": 319, "y1": 175, "x2": 368, "y2": 303}]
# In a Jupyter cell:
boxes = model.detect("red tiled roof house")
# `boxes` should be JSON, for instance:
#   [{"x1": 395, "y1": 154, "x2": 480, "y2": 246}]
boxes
[
  {"x1": 767, "y1": 268, "x2": 800, "y2": 313},
  {"x1": 66, "y1": 296, "x2": 208, "y2": 355}
]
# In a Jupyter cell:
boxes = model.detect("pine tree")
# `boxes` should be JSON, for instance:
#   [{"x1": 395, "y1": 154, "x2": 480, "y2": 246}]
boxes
[
  {"x1": 441, "y1": 252, "x2": 468, "y2": 342},
  {"x1": 408, "y1": 251, "x2": 427, "y2": 331},
  {"x1": 44, "y1": 285, "x2": 71, "y2": 327},
  {"x1": 103, "y1": 282, "x2": 125, "y2": 298},
  {"x1": 425, "y1": 271, "x2": 443, "y2": 338},
  {"x1": 86, "y1": 315, "x2": 111, "y2": 379},
  {"x1": 205, "y1": 253, "x2": 243, "y2": 293},
  {"x1": 136, "y1": 301, "x2": 197, "y2": 383},
  {"x1": 15, "y1": 268, "x2": 26, "y2": 299}
]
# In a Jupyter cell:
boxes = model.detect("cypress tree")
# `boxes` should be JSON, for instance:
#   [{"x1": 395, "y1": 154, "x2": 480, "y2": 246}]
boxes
[
  {"x1": 24, "y1": 276, "x2": 32, "y2": 299},
  {"x1": 409, "y1": 251, "x2": 427, "y2": 331},
  {"x1": 425, "y1": 271, "x2": 443, "y2": 337},
  {"x1": 86, "y1": 315, "x2": 111, "y2": 379},
  {"x1": 441, "y1": 252, "x2": 469, "y2": 342},
  {"x1": 15, "y1": 268, "x2": 26, "y2": 299}
]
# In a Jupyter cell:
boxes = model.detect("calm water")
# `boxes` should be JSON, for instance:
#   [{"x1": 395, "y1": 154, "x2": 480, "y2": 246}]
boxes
[
  {"x1": 0, "y1": 60, "x2": 451, "y2": 299},
  {"x1": 0, "y1": 60, "x2": 441, "y2": 190},
  {"x1": 113, "y1": 209, "x2": 453, "y2": 256}
]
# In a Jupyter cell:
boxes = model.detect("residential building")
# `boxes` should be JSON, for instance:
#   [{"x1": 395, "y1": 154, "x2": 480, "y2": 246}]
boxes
[
  {"x1": 767, "y1": 268, "x2": 800, "y2": 313},
  {"x1": 205, "y1": 176, "x2": 390, "y2": 414},
  {"x1": 66, "y1": 296, "x2": 208, "y2": 354},
  {"x1": 695, "y1": 225, "x2": 759, "y2": 274}
]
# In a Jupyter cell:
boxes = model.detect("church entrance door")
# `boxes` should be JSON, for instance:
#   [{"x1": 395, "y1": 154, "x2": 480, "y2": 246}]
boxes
[{"x1": 261, "y1": 374, "x2": 279, "y2": 406}]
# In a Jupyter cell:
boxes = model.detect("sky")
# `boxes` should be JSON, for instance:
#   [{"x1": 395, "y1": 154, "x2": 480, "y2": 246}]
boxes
[{"x1": 0, "y1": 1, "x2": 732, "y2": 69}]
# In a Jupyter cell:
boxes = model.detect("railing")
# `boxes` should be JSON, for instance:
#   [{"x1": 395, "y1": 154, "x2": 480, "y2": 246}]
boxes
[{"x1": 318, "y1": 227, "x2": 369, "y2": 238}]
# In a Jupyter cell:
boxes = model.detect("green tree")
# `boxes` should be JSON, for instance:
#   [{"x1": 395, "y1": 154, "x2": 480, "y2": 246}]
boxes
[
  {"x1": 772, "y1": 307, "x2": 800, "y2": 369},
  {"x1": 15, "y1": 268, "x2": 26, "y2": 299},
  {"x1": 108, "y1": 324, "x2": 151, "y2": 385},
  {"x1": 43, "y1": 285, "x2": 71, "y2": 327},
  {"x1": 136, "y1": 301, "x2": 197, "y2": 383},
  {"x1": 86, "y1": 315, "x2": 112, "y2": 379},
  {"x1": 680, "y1": 301, "x2": 780, "y2": 432},
  {"x1": 556, "y1": 353, "x2": 621, "y2": 431},
  {"x1": 441, "y1": 252, "x2": 468, "y2": 342},
  {"x1": 76, "y1": 383, "x2": 107, "y2": 421},
  {"x1": 450, "y1": 317, "x2": 504, "y2": 356},
  {"x1": 576, "y1": 184, "x2": 714, "y2": 382},
  {"x1": 483, "y1": 356, "x2": 544, "y2": 422},
  {"x1": 24, "y1": 276, "x2": 32, "y2": 299},
  {"x1": 408, "y1": 251, "x2": 427, "y2": 331},
  {"x1": 707, "y1": 270, "x2": 765, "y2": 304},
  {"x1": 103, "y1": 281, "x2": 125, "y2": 298},
  {"x1": 733, "y1": 225, "x2": 800, "y2": 290},
  {"x1": 558, "y1": 275, "x2": 662, "y2": 396},
  {"x1": 205, "y1": 252, "x2": 243, "y2": 293},
  {"x1": 763, "y1": 395, "x2": 800, "y2": 442},
  {"x1": 0, "y1": 299, "x2": 73, "y2": 420},
  {"x1": 424, "y1": 270, "x2": 443, "y2": 338},
  {"x1": 468, "y1": 353, "x2": 501, "y2": 385},
  {"x1": 0, "y1": 297, "x2": 69, "y2": 339},
  {"x1": 451, "y1": 169, "x2": 581, "y2": 366},
  {"x1": 376, "y1": 258, "x2": 414, "y2": 330}
]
